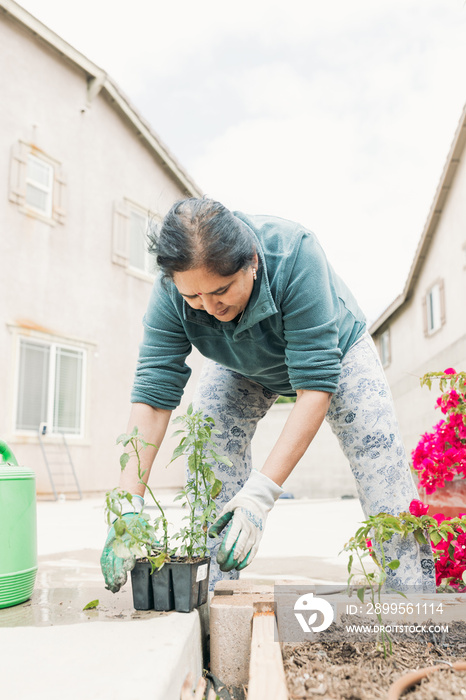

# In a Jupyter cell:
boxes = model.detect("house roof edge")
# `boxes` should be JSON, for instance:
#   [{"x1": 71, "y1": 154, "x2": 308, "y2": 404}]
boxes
[
  {"x1": 0, "y1": 0, "x2": 203, "y2": 198},
  {"x1": 370, "y1": 101, "x2": 466, "y2": 335}
]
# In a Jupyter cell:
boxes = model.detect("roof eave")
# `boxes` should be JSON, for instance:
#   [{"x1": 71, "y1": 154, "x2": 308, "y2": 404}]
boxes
[
  {"x1": 0, "y1": 0, "x2": 203, "y2": 198},
  {"x1": 104, "y1": 80, "x2": 202, "y2": 197}
]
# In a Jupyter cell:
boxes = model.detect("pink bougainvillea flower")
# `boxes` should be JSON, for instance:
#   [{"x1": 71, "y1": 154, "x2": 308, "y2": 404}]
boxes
[
  {"x1": 456, "y1": 531, "x2": 466, "y2": 553},
  {"x1": 432, "y1": 513, "x2": 446, "y2": 525},
  {"x1": 365, "y1": 538, "x2": 373, "y2": 555},
  {"x1": 444, "y1": 368, "x2": 457, "y2": 375},
  {"x1": 433, "y1": 512, "x2": 446, "y2": 524},
  {"x1": 409, "y1": 499, "x2": 429, "y2": 516},
  {"x1": 437, "y1": 390, "x2": 461, "y2": 413},
  {"x1": 412, "y1": 390, "x2": 466, "y2": 493}
]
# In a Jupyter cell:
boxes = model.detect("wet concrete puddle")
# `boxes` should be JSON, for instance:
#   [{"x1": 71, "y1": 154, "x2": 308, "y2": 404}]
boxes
[{"x1": 0, "y1": 549, "x2": 168, "y2": 627}]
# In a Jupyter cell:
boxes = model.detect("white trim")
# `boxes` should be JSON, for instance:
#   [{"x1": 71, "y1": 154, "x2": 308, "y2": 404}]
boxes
[
  {"x1": 6, "y1": 321, "x2": 97, "y2": 349},
  {"x1": 126, "y1": 266, "x2": 156, "y2": 283},
  {"x1": 47, "y1": 342, "x2": 56, "y2": 431}
]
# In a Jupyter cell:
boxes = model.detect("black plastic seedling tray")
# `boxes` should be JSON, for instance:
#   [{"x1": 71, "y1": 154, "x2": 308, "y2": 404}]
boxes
[{"x1": 131, "y1": 557, "x2": 210, "y2": 613}]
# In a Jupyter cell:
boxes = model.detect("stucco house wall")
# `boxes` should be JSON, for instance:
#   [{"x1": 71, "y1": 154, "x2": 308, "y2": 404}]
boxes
[
  {"x1": 371, "y1": 103, "x2": 466, "y2": 460},
  {"x1": 0, "y1": 3, "x2": 204, "y2": 495},
  {"x1": 252, "y1": 404, "x2": 358, "y2": 499}
]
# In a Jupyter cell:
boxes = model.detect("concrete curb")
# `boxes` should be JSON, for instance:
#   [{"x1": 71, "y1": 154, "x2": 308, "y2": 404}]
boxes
[
  {"x1": 0, "y1": 612, "x2": 203, "y2": 700},
  {"x1": 0, "y1": 548, "x2": 207, "y2": 700}
]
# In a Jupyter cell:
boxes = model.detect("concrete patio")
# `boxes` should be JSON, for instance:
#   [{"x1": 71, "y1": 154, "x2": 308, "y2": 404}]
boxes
[{"x1": 0, "y1": 493, "x2": 366, "y2": 699}]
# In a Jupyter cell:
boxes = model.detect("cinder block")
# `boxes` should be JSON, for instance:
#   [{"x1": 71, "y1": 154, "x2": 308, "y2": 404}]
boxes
[
  {"x1": 210, "y1": 580, "x2": 274, "y2": 691},
  {"x1": 214, "y1": 579, "x2": 276, "y2": 596}
]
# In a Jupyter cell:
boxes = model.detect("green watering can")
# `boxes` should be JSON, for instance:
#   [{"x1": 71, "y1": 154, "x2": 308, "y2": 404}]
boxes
[{"x1": 0, "y1": 441, "x2": 37, "y2": 608}]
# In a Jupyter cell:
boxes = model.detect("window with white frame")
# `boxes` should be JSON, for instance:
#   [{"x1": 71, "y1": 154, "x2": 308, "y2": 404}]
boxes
[
  {"x1": 425, "y1": 281, "x2": 444, "y2": 335},
  {"x1": 15, "y1": 338, "x2": 85, "y2": 436},
  {"x1": 380, "y1": 328, "x2": 391, "y2": 367},
  {"x1": 26, "y1": 154, "x2": 54, "y2": 217},
  {"x1": 9, "y1": 141, "x2": 66, "y2": 223},
  {"x1": 112, "y1": 200, "x2": 158, "y2": 277},
  {"x1": 129, "y1": 209, "x2": 157, "y2": 275}
]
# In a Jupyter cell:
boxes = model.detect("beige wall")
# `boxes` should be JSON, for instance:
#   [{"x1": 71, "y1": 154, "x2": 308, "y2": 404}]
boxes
[
  {"x1": 0, "y1": 12, "x2": 204, "y2": 495},
  {"x1": 373, "y1": 147, "x2": 466, "y2": 460},
  {"x1": 252, "y1": 404, "x2": 358, "y2": 499}
]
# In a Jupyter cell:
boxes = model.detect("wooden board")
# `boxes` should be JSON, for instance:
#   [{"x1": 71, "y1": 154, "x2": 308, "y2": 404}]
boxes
[{"x1": 248, "y1": 612, "x2": 288, "y2": 700}]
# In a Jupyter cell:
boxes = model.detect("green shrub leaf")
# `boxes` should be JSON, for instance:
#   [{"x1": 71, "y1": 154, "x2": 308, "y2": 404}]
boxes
[
  {"x1": 120, "y1": 453, "x2": 130, "y2": 470},
  {"x1": 388, "y1": 560, "x2": 400, "y2": 570}
]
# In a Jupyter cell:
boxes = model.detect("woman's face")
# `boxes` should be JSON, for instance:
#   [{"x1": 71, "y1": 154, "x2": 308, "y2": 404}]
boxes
[{"x1": 172, "y1": 255, "x2": 258, "y2": 323}]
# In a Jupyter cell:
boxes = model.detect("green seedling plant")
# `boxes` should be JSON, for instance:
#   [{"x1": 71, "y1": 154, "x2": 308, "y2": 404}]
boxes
[
  {"x1": 105, "y1": 427, "x2": 172, "y2": 571},
  {"x1": 343, "y1": 512, "x2": 407, "y2": 657},
  {"x1": 104, "y1": 404, "x2": 231, "y2": 572},
  {"x1": 343, "y1": 506, "x2": 466, "y2": 657},
  {"x1": 170, "y1": 404, "x2": 232, "y2": 559}
]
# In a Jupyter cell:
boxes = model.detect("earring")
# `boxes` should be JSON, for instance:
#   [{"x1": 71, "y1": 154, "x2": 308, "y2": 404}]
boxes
[{"x1": 252, "y1": 268, "x2": 257, "y2": 281}]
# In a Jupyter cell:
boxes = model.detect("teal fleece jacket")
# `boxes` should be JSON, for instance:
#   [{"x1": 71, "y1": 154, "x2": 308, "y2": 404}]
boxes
[{"x1": 131, "y1": 212, "x2": 366, "y2": 410}]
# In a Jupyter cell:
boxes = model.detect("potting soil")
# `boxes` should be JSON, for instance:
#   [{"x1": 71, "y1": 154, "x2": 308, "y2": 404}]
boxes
[{"x1": 282, "y1": 617, "x2": 466, "y2": 699}]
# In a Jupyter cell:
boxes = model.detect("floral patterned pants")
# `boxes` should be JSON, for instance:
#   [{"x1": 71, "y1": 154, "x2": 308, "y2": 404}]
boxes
[{"x1": 191, "y1": 332, "x2": 435, "y2": 592}]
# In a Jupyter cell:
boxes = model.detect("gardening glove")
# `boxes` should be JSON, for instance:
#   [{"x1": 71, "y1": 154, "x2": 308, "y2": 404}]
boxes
[
  {"x1": 100, "y1": 494, "x2": 144, "y2": 593},
  {"x1": 208, "y1": 470, "x2": 283, "y2": 572}
]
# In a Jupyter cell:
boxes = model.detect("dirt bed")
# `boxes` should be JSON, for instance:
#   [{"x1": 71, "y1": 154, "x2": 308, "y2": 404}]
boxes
[{"x1": 282, "y1": 618, "x2": 466, "y2": 699}]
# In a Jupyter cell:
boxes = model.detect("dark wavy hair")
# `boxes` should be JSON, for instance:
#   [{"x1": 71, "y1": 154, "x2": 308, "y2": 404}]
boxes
[{"x1": 148, "y1": 198, "x2": 256, "y2": 278}]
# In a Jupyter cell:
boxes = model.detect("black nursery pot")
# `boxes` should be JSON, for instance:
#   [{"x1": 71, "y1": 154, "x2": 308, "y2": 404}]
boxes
[
  {"x1": 131, "y1": 557, "x2": 210, "y2": 613},
  {"x1": 168, "y1": 556, "x2": 210, "y2": 613},
  {"x1": 130, "y1": 560, "x2": 153, "y2": 611}
]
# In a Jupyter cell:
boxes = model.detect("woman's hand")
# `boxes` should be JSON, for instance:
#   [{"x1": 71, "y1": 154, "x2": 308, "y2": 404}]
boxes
[
  {"x1": 100, "y1": 494, "x2": 145, "y2": 593},
  {"x1": 208, "y1": 469, "x2": 283, "y2": 571}
]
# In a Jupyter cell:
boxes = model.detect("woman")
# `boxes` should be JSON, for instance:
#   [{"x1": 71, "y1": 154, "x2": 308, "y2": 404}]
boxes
[{"x1": 101, "y1": 197, "x2": 435, "y2": 593}]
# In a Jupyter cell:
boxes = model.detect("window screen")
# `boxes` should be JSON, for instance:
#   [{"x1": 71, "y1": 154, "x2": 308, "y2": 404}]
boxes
[
  {"x1": 53, "y1": 348, "x2": 83, "y2": 434},
  {"x1": 16, "y1": 338, "x2": 84, "y2": 435},
  {"x1": 26, "y1": 154, "x2": 53, "y2": 217},
  {"x1": 16, "y1": 340, "x2": 50, "y2": 430}
]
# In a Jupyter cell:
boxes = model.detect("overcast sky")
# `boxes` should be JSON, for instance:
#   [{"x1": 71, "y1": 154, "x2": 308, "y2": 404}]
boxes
[{"x1": 17, "y1": 0, "x2": 466, "y2": 324}]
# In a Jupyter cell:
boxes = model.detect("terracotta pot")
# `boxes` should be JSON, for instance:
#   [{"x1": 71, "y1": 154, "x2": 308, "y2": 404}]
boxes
[
  {"x1": 387, "y1": 660, "x2": 466, "y2": 699},
  {"x1": 419, "y1": 477, "x2": 466, "y2": 519}
]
